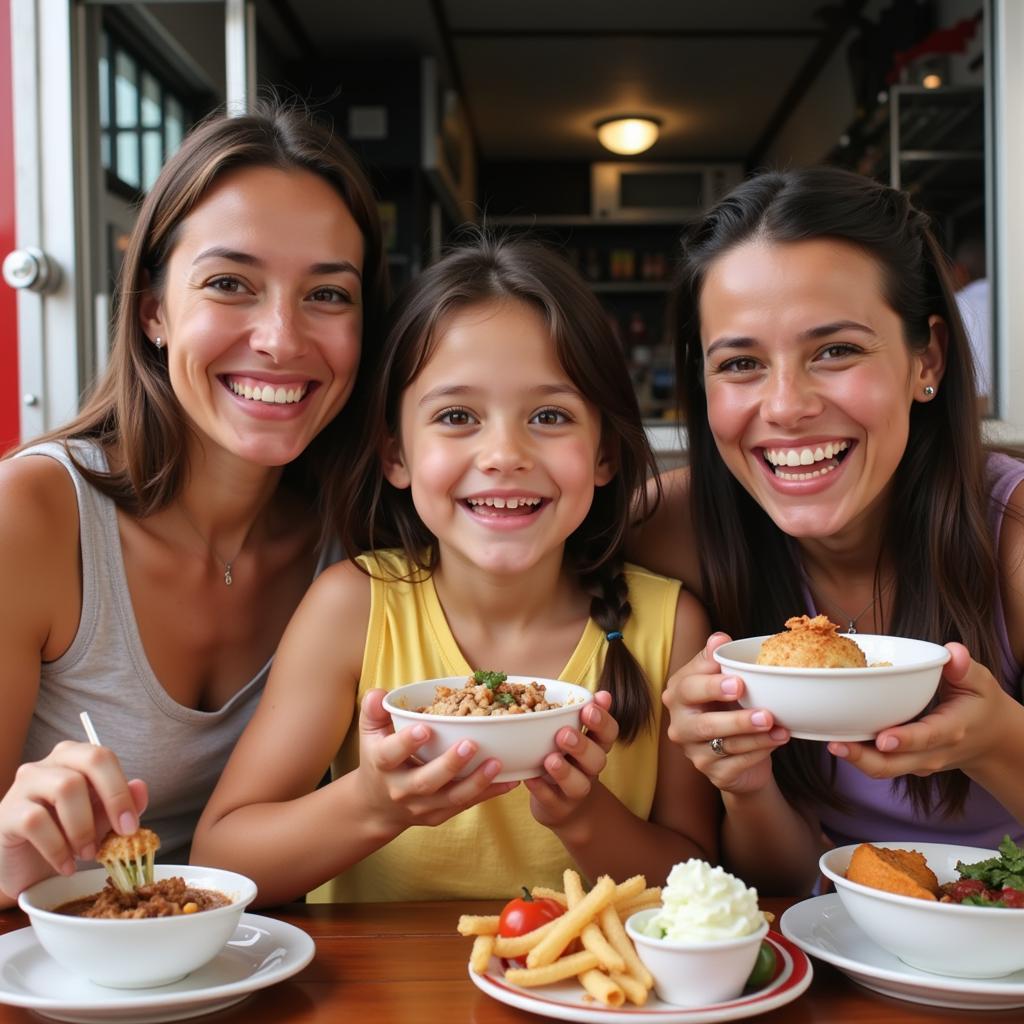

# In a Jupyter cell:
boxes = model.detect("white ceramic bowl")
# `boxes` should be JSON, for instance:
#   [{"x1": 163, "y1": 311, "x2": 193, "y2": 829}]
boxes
[
  {"x1": 625, "y1": 908, "x2": 769, "y2": 1006},
  {"x1": 19, "y1": 864, "x2": 257, "y2": 989},
  {"x1": 382, "y1": 676, "x2": 593, "y2": 782},
  {"x1": 713, "y1": 634, "x2": 949, "y2": 741},
  {"x1": 820, "y1": 842, "x2": 1024, "y2": 978}
]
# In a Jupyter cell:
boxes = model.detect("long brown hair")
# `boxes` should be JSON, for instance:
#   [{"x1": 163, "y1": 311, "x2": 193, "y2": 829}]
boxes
[
  {"x1": 19, "y1": 101, "x2": 388, "y2": 540},
  {"x1": 673, "y1": 166, "x2": 999, "y2": 815},
  {"x1": 345, "y1": 233, "x2": 661, "y2": 740}
]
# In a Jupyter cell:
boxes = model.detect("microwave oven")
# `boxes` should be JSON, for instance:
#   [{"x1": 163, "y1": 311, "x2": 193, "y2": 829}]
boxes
[{"x1": 591, "y1": 162, "x2": 743, "y2": 222}]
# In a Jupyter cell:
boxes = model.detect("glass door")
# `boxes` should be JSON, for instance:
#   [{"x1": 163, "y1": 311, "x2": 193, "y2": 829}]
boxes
[
  {"x1": 4, "y1": 0, "x2": 255, "y2": 443},
  {"x1": 6, "y1": 0, "x2": 92, "y2": 441}
]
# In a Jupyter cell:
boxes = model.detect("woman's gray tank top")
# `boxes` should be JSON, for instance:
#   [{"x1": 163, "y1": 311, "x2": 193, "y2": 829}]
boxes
[{"x1": 15, "y1": 440, "x2": 338, "y2": 863}]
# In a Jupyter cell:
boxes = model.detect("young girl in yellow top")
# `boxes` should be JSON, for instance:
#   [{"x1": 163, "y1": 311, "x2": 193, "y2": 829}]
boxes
[{"x1": 191, "y1": 235, "x2": 718, "y2": 905}]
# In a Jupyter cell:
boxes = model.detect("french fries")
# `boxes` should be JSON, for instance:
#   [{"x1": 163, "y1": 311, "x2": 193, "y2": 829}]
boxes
[
  {"x1": 458, "y1": 869, "x2": 656, "y2": 1008},
  {"x1": 457, "y1": 914, "x2": 500, "y2": 936},
  {"x1": 615, "y1": 886, "x2": 662, "y2": 921},
  {"x1": 469, "y1": 935, "x2": 495, "y2": 974}
]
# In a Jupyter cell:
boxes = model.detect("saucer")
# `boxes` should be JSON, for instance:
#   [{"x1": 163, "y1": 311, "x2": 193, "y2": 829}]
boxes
[
  {"x1": 469, "y1": 930, "x2": 812, "y2": 1022},
  {"x1": 0, "y1": 913, "x2": 315, "y2": 1023},
  {"x1": 781, "y1": 894, "x2": 1024, "y2": 1011}
]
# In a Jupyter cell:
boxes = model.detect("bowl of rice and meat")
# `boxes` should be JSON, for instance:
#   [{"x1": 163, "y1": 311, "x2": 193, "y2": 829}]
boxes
[{"x1": 383, "y1": 671, "x2": 593, "y2": 782}]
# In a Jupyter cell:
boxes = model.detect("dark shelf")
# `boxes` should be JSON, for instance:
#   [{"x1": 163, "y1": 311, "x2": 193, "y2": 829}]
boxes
[
  {"x1": 827, "y1": 85, "x2": 984, "y2": 220},
  {"x1": 590, "y1": 281, "x2": 672, "y2": 294}
]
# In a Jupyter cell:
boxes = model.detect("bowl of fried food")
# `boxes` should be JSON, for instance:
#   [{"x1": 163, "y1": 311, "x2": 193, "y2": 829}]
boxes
[
  {"x1": 713, "y1": 615, "x2": 949, "y2": 741},
  {"x1": 19, "y1": 827, "x2": 257, "y2": 988},
  {"x1": 383, "y1": 671, "x2": 593, "y2": 782},
  {"x1": 820, "y1": 837, "x2": 1024, "y2": 978}
]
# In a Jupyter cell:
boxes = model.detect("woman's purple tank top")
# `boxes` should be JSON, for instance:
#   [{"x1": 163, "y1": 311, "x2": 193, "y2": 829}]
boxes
[{"x1": 810, "y1": 452, "x2": 1024, "y2": 848}]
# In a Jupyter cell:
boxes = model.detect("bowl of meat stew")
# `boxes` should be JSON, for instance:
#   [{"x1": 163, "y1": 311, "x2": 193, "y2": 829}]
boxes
[
  {"x1": 382, "y1": 672, "x2": 593, "y2": 782},
  {"x1": 19, "y1": 863, "x2": 257, "y2": 988}
]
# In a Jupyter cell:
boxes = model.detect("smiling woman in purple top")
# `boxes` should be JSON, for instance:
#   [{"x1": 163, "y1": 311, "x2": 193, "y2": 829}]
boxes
[{"x1": 630, "y1": 167, "x2": 1024, "y2": 895}]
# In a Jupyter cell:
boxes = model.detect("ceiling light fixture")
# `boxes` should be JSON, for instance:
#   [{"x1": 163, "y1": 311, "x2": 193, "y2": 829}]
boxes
[{"x1": 595, "y1": 116, "x2": 661, "y2": 156}]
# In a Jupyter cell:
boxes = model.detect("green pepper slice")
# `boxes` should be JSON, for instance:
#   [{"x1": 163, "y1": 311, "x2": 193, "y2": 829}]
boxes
[{"x1": 745, "y1": 941, "x2": 777, "y2": 990}]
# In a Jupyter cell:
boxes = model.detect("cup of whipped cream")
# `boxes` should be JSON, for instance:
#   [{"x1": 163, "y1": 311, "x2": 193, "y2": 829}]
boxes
[{"x1": 625, "y1": 859, "x2": 768, "y2": 1007}]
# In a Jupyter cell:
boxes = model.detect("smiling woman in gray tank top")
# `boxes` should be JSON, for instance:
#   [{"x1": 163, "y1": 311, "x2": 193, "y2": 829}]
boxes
[{"x1": 0, "y1": 103, "x2": 389, "y2": 907}]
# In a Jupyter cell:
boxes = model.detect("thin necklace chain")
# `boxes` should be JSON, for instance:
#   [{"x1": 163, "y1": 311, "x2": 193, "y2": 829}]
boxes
[
  {"x1": 808, "y1": 575, "x2": 894, "y2": 634},
  {"x1": 177, "y1": 504, "x2": 254, "y2": 587}
]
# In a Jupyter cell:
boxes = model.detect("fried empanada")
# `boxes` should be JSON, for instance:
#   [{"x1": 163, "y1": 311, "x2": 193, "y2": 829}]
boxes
[
  {"x1": 845, "y1": 842, "x2": 939, "y2": 900},
  {"x1": 756, "y1": 614, "x2": 867, "y2": 668}
]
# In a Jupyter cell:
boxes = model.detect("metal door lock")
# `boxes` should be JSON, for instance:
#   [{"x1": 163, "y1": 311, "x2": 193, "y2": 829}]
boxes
[{"x1": 2, "y1": 247, "x2": 61, "y2": 293}]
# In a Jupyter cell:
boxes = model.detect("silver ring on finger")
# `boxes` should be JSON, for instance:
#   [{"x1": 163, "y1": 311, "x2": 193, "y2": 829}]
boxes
[{"x1": 709, "y1": 736, "x2": 728, "y2": 756}]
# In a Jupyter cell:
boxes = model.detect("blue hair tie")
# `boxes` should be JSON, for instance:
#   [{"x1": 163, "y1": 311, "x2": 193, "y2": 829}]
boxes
[{"x1": 606, "y1": 630, "x2": 623, "y2": 642}]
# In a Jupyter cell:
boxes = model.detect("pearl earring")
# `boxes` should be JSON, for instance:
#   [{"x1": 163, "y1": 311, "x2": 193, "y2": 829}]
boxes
[
  {"x1": 154, "y1": 336, "x2": 164, "y2": 349},
  {"x1": 923, "y1": 385, "x2": 935, "y2": 397}
]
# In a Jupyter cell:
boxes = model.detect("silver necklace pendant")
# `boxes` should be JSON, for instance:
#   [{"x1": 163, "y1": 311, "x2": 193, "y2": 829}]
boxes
[
  {"x1": 847, "y1": 621, "x2": 857, "y2": 634},
  {"x1": 224, "y1": 564, "x2": 233, "y2": 586}
]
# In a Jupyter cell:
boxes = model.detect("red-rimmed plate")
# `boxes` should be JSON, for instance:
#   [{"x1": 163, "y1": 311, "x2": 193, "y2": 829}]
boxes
[{"x1": 468, "y1": 930, "x2": 812, "y2": 1023}]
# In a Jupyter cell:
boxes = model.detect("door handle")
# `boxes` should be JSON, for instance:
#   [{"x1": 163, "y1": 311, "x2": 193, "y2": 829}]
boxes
[{"x1": 2, "y1": 247, "x2": 61, "y2": 293}]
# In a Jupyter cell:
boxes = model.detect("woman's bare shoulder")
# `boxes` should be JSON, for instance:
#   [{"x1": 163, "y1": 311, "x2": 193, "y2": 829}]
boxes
[
  {"x1": 0, "y1": 452, "x2": 82, "y2": 667},
  {"x1": 627, "y1": 466, "x2": 701, "y2": 592},
  {"x1": 0, "y1": 452, "x2": 80, "y2": 553}
]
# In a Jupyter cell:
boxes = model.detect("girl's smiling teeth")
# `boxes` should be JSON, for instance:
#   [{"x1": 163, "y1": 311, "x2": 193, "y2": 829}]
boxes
[
  {"x1": 761, "y1": 440, "x2": 850, "y2": 479},
  {"x1": 465, "y1": 495, "x2": 544, "y2": 514},
  {"x1": 224, "y1": 376, "x2": 310, "y2": 404}
]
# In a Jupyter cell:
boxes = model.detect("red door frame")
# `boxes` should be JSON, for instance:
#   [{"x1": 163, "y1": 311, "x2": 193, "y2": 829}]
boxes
[{"x1": 0, "y1": 0, "x2": 19, "y2": 453}]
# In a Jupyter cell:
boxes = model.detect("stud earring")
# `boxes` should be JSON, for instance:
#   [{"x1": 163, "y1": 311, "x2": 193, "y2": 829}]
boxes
[
  {"x1": 923, "y1": 385, "x2": 936, "y2": 397},
  {"x1": 154, "y1": 336, "x2": 164, "y2": 349}
]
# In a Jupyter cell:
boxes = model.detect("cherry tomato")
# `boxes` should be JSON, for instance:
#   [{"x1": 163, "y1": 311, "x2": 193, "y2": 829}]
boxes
[
  {"x1": 745, "y1": 941, "x2": 777, "y2": 990},
  {"x1": 498, "y1": 888, "x2": 566, "y2": 966},
  {"x1": 1001, "y1": 886, "x2": 1024, "y2": 908},
  {"x1": 945, "y1": 878, "x2": 988, "y2": 903}
]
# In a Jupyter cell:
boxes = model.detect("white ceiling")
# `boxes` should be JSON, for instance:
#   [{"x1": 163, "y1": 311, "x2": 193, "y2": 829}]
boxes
[{"x1": 255, "y1": 0, "x2": 882, "y2": 164}]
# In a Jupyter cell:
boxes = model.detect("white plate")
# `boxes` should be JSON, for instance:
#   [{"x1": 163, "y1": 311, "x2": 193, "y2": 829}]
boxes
[
  {"x1": 469, "y1": 931, "x2": 812, "y2": 1022},
  {"x1": 0, "y1": 913, "x2": 314, "y2": 1023},
  {"x1": 781, "y1": 894, "x2": 1024, "y2": 1011}
]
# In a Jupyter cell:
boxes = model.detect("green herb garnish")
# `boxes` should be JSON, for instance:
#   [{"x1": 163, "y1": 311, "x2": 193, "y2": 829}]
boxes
[
  {"x1": 961, "y1": 893, "x2": 1007, "y2": 907},
  {"x1": 473, "y1": 669, "x2": 508, "y2": 691},
  {"x1": 956, "y1": 835, "x2": 1024, "y2": 891},
  {"x1": 495, "y1": 692, "x2": 515, "y2": 707}
]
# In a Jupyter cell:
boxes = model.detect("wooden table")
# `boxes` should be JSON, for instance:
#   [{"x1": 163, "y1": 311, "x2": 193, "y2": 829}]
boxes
[{"x1": 0, "y1": 898, "x2": 1002, "y2": 1022}]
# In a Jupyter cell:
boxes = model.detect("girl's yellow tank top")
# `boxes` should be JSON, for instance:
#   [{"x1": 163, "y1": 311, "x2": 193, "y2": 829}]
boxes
[{"x1": 308, "y1": 550, "x2": 682, "y2": 902}]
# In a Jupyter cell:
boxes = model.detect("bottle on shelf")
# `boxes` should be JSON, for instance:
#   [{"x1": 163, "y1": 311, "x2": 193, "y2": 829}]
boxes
[
  {"x1": 642, "y1": 251, "x2": 668, "y2": 281},
  {"x1": 627, "y1": 310, "x2": 648, "y2": 348},
  {"x1": 616, "y1": 249, "x2": 636, "y2": 280}
]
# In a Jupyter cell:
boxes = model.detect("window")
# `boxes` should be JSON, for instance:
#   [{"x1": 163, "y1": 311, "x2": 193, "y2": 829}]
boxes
[{"x1": 98, "y1": 28, "x2": 192, "y2": 194}]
